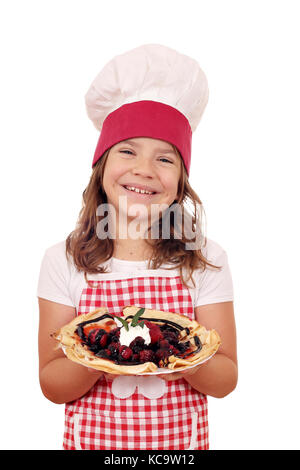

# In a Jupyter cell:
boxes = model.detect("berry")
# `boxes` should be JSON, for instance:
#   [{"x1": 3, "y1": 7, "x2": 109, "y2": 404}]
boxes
[
  {"x1": 109, "y1": 328, "x2": 121, "y2": 342},
  {"x1": 87, "y1": 328, "x2": 99, "y2": 344},
  {"x1": 167, "y1": 344, "x2": 179, "y2": 355},
  {"x1": 119, "y1": 346, "x2": 133, "y2": 361},
  {"x1": 108, "y1": 342, "x2": 119, "y2": 358},
  {"x1": 99, "y1": 333, "x2": 109, "y2": 348},
  {"x1": 169, "y1": 345, "x2": 180, "y2": 355},
  {"x1": 139, "y1": 350, "x2": 155, "y2": 363},
  {"x1": 155, "y1": 349, "x2": 168, "y2": 361},
  {"x1": 159, "y1": 339, "x2": 171, "y2": 350},
  {"x1": 144, "y1": 321, "x2": 163, "y2": 344},
  {"x1": 163, "y1": 331, "x2": 179, "y2": 344},
  {"x1": 155, "y1": 345, "x2": 175, "y2": 360},
  {"x1": 95, "y1": 350, "x2": 108, "y2": 358},
  {"x1": 129, "y1": 336, "x2": 145, "y2": 353}
]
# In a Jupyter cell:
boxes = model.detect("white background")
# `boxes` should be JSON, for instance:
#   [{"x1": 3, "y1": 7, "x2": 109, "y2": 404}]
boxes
[{"x1": 1, "y1": 0, "x2": 299, "y2": 450}]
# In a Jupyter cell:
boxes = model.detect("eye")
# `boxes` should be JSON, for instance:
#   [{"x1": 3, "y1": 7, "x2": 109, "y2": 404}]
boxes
[
  {"x1": 119, "y1": 150, "x2": 134, "y2": 155},
  {"x1": 159, "y1": 157, "x2": 173, "y2": 164}
]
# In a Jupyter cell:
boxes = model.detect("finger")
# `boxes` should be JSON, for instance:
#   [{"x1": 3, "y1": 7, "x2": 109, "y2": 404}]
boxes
[
  {"x1": 87, "y1": 367, "x2": 103, "y2": 375},
  {"x1": 181, "y1": 364, "x2": 203, "y2": 377},
  {"x1": 104, "y1": 373, "x2": 119, "y2": 381},
  {"x1": 160, "y1": 373, "x2": 181, "y2": 381}
]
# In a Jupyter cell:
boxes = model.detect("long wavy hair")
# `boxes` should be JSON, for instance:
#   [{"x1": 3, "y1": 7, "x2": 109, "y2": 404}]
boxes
[{"x1": 66, "y1": 145, "x2": 221, "y2": 289}]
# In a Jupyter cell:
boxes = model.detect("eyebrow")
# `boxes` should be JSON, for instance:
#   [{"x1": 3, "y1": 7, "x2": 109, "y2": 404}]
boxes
[{"x1": 119, "y1": 139, "x2": 177, "y2": 154}]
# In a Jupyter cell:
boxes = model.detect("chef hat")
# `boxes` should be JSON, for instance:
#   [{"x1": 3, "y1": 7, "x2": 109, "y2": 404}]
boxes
[{"x1": 85, "y1": 44, "x2": 209, "y2": 176}]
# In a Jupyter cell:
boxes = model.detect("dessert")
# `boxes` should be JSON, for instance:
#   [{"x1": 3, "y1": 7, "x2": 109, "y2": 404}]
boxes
[{"x1": 52, "y1": 306, "x2": 221, "y2": 375}]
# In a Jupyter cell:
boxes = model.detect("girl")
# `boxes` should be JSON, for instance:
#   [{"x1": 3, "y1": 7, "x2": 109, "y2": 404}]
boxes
[{"x1": 37, "y1": 44, "x2": 237, "y2": 450}]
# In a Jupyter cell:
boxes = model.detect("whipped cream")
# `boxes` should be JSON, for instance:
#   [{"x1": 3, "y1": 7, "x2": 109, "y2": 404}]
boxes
[{"x1": 115, "y1": 317, "x2": 151, "y2": 347}]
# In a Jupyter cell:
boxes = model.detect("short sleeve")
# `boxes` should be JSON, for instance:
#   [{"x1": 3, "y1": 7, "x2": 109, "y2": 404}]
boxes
[
  {"x1": 37, "y1": 242, "x2": 75, "y2": 307},
  {"x1": 195, "y1": 249, "x2": 234, "y2": 307}
]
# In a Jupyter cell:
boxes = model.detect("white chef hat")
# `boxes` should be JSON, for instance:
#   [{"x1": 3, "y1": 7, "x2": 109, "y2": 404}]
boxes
[{"x1": 85, "y1": 44, "x2": 209, "y2": 176}]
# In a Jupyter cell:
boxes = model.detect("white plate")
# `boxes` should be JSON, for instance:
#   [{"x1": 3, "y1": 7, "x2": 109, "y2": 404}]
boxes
[{"x1": 62, "y1": 346, "x2": 216, "y2": 375}]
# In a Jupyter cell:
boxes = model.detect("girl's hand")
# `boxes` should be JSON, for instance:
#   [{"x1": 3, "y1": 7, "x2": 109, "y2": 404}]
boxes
[
  {"x1": 87, "y1": 367, "x2": 105, "y2": 377},
  {"x1": 159, "y1": 364, "x2": 203, "y2": 382},
  {"x1": 103, "y1": 372, "x2": 119, "y2": 382},
  {"x1": 87, "y1": 368, "x2": 120, "y2": 382}
]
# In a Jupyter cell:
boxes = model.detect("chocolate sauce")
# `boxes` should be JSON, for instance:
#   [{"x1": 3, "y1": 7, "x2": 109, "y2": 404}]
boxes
[
  {"x1": 77, "y1": 313, "x2": 114, "y2": 327},
  {"x1": 180, "y1": 335, "x2": 202, "y2": 359},
  {"x1": 76, "y1": 313, "x2": 115, "y2": 344}
]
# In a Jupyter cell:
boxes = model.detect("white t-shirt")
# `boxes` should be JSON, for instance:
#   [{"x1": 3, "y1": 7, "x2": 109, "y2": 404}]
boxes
[{"x1": 37, "y1": 238, "x2": 234, "y2": 312}]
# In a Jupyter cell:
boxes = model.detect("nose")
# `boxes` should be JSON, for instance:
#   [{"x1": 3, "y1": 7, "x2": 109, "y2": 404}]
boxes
[{"x1": 131, "y1": 157, "x2": 155, "y2": 178}]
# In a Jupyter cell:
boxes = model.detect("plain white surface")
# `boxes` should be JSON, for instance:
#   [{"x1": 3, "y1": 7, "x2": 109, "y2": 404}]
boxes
[{"x1": 1, "y1": 0, "x2": 299, "y2": 450}]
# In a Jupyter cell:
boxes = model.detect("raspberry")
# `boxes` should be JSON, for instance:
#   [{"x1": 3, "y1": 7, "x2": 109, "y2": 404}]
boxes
[
  {"x1": 139, "y1": 350, "x2": 155, "y2": 363},
  {"x1": 166, "y1": 344, "x2": 180, "y2": 356},
  {"x1": 87, "y1": 328, "x2": 100, "y2": 344},
  {"x1": 86, "y1": 328, "x2": 105, "y2": 345},
  {"x1": 99, "y1": 333, "x2": 109, "y2": 348},
  {"x1": 119, "y1": 346, "x2": 133, "y2": 361},
  {"x1": 144, "y1": 321, "x2": 163, "y2": 344},
  {"x1": 159, "y1": 339, "x2": 171, "y2": 349}
]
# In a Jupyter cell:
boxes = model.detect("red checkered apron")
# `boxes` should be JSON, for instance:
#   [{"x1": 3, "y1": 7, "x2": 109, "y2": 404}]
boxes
[{"x1": 63, "y1": 274, "x2": 209, "y2": 450}]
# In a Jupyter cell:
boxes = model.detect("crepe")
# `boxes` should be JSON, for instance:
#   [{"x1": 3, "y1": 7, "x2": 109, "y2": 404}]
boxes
[{"x1": 52, "y1": 305, "x2": 221, "y2": 375}]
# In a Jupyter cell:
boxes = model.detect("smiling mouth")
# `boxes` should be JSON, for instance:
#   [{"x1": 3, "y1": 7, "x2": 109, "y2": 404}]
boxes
[{"x1": 121, "y1": 185, "x2": 158, "y2": 196}]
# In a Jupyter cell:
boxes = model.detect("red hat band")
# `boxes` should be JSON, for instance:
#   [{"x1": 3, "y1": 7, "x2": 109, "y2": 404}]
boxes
[{"x1": 92, "y1": 100, "x2": 192, "y2": 176}]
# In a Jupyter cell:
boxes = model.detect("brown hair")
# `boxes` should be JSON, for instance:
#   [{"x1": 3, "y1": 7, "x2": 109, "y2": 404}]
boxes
[{"x1": 66, "y1": 145, "x2": 221, "y2": 289}]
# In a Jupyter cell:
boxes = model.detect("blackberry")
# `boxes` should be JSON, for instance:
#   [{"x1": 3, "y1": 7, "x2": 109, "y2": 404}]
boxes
[
  {"x1": 88, "y1": 343, "x2": 101, "y2": 353},
  {"x1": 163, "y1": 331, "x2": 179, "y2": 345},
  {"x1": 109, "y1": 327, "x2": 121, "y2": 343},
  {"x1": 108, "y1": 342, "x2": 119, "y2": 358},
  {"x1": 129, "y1": 336, "x2": 145, "y2": 353}
]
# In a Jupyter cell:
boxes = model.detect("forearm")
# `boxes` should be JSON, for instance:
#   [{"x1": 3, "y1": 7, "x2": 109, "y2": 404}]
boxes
[
  {"x1": 184, "y1": 353, "x2": 238, "y2": 398},
  {"x1": 40, "y1": 357, "x2": 103, "y2": 404}
]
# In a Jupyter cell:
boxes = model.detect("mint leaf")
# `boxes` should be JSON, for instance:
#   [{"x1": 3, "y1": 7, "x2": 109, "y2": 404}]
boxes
[
  {"x1": 115, "y1": 315, "x2": 129, "y2": 331},
  {"x1": 131, "y1": 307, "x2": 145, "y2": 327}
]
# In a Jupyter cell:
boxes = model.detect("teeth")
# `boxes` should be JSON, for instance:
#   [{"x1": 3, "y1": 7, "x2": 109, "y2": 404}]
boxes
[{"x1": 125, "y1": 186, "x2": 155, "y2": 195}]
